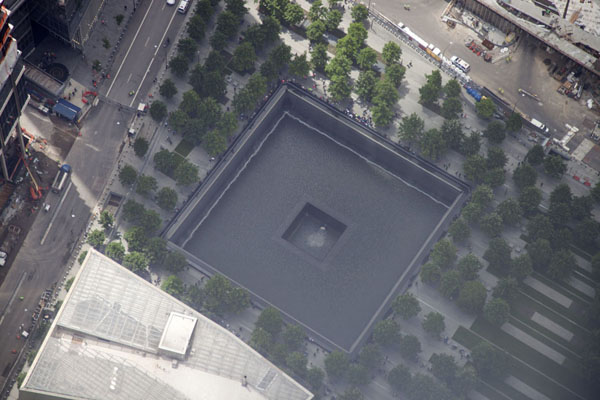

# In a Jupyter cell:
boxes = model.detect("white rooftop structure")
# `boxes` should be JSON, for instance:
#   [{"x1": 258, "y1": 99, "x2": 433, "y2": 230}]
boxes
[
  {"x1": 19, "y1": 250, "x2": 313, "y2": 400},
  {"x1": 158, "y1": 312, "x2": 197, "y2": 359}
]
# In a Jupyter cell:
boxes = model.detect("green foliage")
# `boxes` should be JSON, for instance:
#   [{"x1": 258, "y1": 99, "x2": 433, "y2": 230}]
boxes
[
  {"x1": 338, "y1": 387, "x2": 365, "y2": 400},
  {"x1": 216, "y1": 10, "x2": 239, "y2": 38},
  {"x1": 463, "y1": 154, "x2": 487, "y2": 183},
  {"x1": 527, "y1": 214, "x2": 553, "y2": 241},
  {"x1": 510, "y1": 253, "x2": 533, "y2": 282},
  {"x1": 440, "y1": 119, "x2": 463, "y2": 150},
  {"x1": 170, "y1": 54, "x2": 190, "y2": 78},
  {"x1": 484, "y1": 167, "x2": 506, "y2": 188},
  {"x1": 430, "y1": 353, "x2": 457, "y2": 385},
  {"x1": 225, "y1": 0, "x2": 247, "y2": 17},
  {"x1": 195, "y1": 0, "x2": 214, "y2": 22},
  {"x1": 457, "y1": 253, "x2": 482, "y2": 281},
  {"x1": 398, "y1": 334, "x2": 421, "y2": 361},
  {"x1": 123, "y1": 251, "x2": 149, "y2": 272},
  {"x1": 422, "y1": 312, "x2": 445, "y2": 337},
  {"x1": 308, "y1": 0, "x2": 327, "y2": 21},
  {"x1": 87, "y1": 229, "x2": 105, "y2": 249},
  {"x1": 444, "y1": 79, "x2": 461, "y2": 97},
  {"x1": 471, "y1": 341, "x2": 509, "y2": 379},
  {"x1": 347, "y1": 363, "x2": 370, "y2": 386},
  {"x1": 324, "y1": 350, "x2": 349, "y2": 381},
  {"x1": 99, "y1": 210, "x2": 114, "y2": 230},
  {"x1": 513, "y1": 163, "x2": 537, "y2": 190},
  {"x1": 164, "y1": 251, "x2": 188, "y2": 273},
  {"x1": 526, "y1": 144, "x2": 545, "y2": 165},
  {"x1": 543, "y1": 154, "x2": 567, "y2": 178},
  {"x1": 480, "y1": 212, "x2": 503, "y2": 237},
  {"x1": 548, "y1": 249, "x2": 575, "y2": 281},
  {"x1": 105, "y1": 241, "x2": 125, "y2": 263},
  {"x1": 136, "y1": 174, "x2": 158, "y2": 197},
  {"x1": 420, "y1": 128, "x2": 446, "y2": 160},
  {"x1": 124, "y1": 226, "x2": 149, "y2": 252},
  {"x1": 122, "y1": 199, "x2": 146, "y2": 224},
  {"x1": 177, "y1": 37, "x2": 198, "y2": 61},
  {"x1": 204, "y1": 274, "x2": 249, "y2": 314},
  {"x1": 325, "y1": 9, "x2": 342, "y2": 31},
  {"x1": 358, "y1": 343, "x2": 382, "y2": 371},
  {"x1": 484, "y1": 297, "x2": 510, "y2": 326},
  {"x1": 250, "y1": 327, "x2": 273, "y2": 354},
  {"x1": 306, "y1": 19, "x2": 326, "y2": 41},
  {"x1": 426, "y1": 70, "x2": 442, "y2": 89},
  {"x1": 282, "y1": 325, "x2": 305, "y2": 351},
  {"x1": 519, "y1": 186, "x2": 542, "y2": 216},
  {"x1": 462, "y1": 201, "x2": 483, "y2": 224},
  {"x1": 506, "y1": 112, "x2": 523, "y2": 132},
  {"x1": 102, "y1": 37, "x2": 110, "y2": 49},
  {"x1": 372, "y1": 319, "x2": 400, "y2": 346},
  {"x1": 486, "y1": 146, "x2": 507, "y2": 169},
  {"x1": 440, "y1": 269, "x2": 461, "y2": 298},
  {"x1": 460, "y1": 131, "x2": 481, "y2": 156},
  {"x1": 355, "y1": 70, "x2": 377, "y2": 102},
  {"x1": 131, "y1": 138, "x2": 149, "y2": 160},
  {"x1": 203, "y1": 130, "x2": 228, "y2": 157},
  {"x1": 119, "y1": 164, "x2": 137, "y2": 186},
  {"x1": 351, "y1": 4, "x2": 369, "y2": 22},
  {"x1": 161, "y1": 275, "x2": 184, "y2": 296},
  {"x1": 310, "y1": 42, "x2": 329, "y2": 71},
  {"x1": 356, "y1": 47, "x2": 377, "y2": 70},
  {"x1": 497, "y1": 198, "x2": 522, "y2": 225},
  {"x1": 156, "y1": 187, "x2": 178, "y2": 211},
  {"x1": 187, "y1": 14, "x2": 206, "y2": 41},
  {"x1": 574, "y1": 218, "x2": 600, "y2": 249},
  {"x1": 420, "y1": 262, "x2": 441, "y2": 285},
  {"x1": 476, "y1": 97, "x2": 496, "y2": 119},
  {"x1": 149, "y1": 101, "x2": 167, "y2": 121},
  {"x1": 64, "y1": 277, "x2": 75, "y2": 292},
  {"x1": 184, "y1": 284, "x2": 205, "y2": 309},
  {"x1": 419, "y1": 81, "x2": 440, "y2": 105},
  {"x1": 441, "y1": 97, "x2": 462, "y2": 119},
  {"x1": 391, "y1": 293, "x2": 421, "y2": 320},
  {"x1": 484, "y1": 120, "x2": 505, "y2": 143},
  {"x1": 174, "y1": 160, "x2": 199, "y2": 186},
  {"x1": 115, "y1": 14, "x2": 124, "y2": 25},
  {"x1": 430, "y1": 239, "x2": 457, "y2": 268},
  {"x1": 139, "y1": 209, "x2": 162, "y2": 234},
  {"x1": 306, "y1": 367, "x2": 325, "y2": 391},
  {"x1": 256, "y1": 307, "x2": 283, "y2": 337},
  {"x1": 284, "y1": 2, "x2": 304, "y2": 25},
  {"x1": 145, "y1": 237, "x2": 168, "y2": 265},
  {"x1": 457, "y1": 280, "x2": 487, "y2": 313},
  {"x1": 385, "y1": 63, "x2": 406, "y2": 88},
  {"x1": 233, "y1": 72, "x2": 267, "y2": 114},
  {"x1": 286, "y1": 351, "x2": 308, "y2": 378},
  {"x1": 527, "y1": 238, "x2": 552, "y2": 272},
  {"x1": 78, "y1": 250, "x2": 88, "y2": 265},
  {"x1": 571, "y1": 196, "x2": 593, "y2": 221},
  {"x1": 388, "y1": 363, "x2": 412, "y2": 394},
  {"x1": 452, "y1": 365, "x2": 478, "y2": 396},
  {"x1": 289, "y1": 53, "x2": 311, "y2": 78},
  {"x1": 231, "y1": 42, "x2": 257, "y2": 73},
  {"x1": 449, "y1": 218, "x2": 470, "y2": 243},
  {"x1": 329, "y1": 73, "x2": 352, "y2": 102},
  {"x1": 484, "y1": 237, "x2": 512, "y2": 274},
  {"x1": 397, "y1": 113, "x2": 424, "y2": 145}
]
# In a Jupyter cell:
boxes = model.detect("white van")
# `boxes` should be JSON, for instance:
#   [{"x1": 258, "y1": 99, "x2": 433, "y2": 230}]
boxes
[
  {"x1": 177, "y1": 0, "x2": 190, "y2": 13},
  {"x1": 450, "y1": 56, "x2": 471, "y2": 73},
  {"x1": 530, "y1": 118, "x2": 550, "y2": 135}
]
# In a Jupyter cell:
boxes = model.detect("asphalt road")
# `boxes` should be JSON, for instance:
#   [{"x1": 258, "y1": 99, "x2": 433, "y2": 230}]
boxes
[{"x1": 105, "y1": 0, "x2": 184, "y2": 106}]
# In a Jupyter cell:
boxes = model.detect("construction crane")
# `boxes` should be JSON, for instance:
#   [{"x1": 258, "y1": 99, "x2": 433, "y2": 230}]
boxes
[{"x1": 21, "y1": 154, "x2": 42, "y2": 200}]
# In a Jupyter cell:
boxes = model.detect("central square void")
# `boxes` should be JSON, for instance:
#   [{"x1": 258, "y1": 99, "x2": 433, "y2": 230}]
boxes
[{"x1": 283, "y1": 203, "x2": 347, "y2": 262}]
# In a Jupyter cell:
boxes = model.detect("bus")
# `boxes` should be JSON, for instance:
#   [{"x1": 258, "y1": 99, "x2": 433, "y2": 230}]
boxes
[{"x1": 51, "y1": 164, "x2": 72, "y2": 193}]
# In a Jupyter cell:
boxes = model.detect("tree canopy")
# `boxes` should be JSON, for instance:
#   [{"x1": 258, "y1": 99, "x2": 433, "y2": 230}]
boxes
[
  {"x1": 392, "y1": 293, "x2": 421, "y2": 320},
  {"x1": 422, "y1": 312, "x2": 445, "y2": 337}
]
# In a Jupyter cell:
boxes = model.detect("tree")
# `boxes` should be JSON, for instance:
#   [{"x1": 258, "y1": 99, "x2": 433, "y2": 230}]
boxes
[
  {"x1": 430, "y1": 353, "x2": 457, "y2": 385},
  {"x1": 329, "y1": 73, "x2": 352, "y2": 102},
  {"x1": 288, "y1": 53, "x2": 310, "y2": 78},
  {"x1": 480, "y1": 212, "x2": 503, "y2": 237},
  {"x1": 144, "y1": 237, "x2": 167, "y2": 265},
  {"x1": 510, "y1": 253, "x2": 533, "y2": 282},
  {"x1": 306, "y1": 19, "x2": 326, "y2": 42},
  {"x1": 392, "y1": 293, "x2": 421, "y2": 320},
  {"x1": 203, "y1": 129, "x2": 228, "y2": 157},
  {"x1": 484, "y1": 298, "x2": 510, "y2": 326},
  {"x1": 571, "y1": 196, "x2": 594, "y2": 221},
  {"x1": 513, "y1": 163, "x2": 537, "y2": 190},
  {"x1": 463, "y1": 154, "x2": 487, "y2": 183},
  {"x1": 154, "y1": 149, "x2": 181, "y2": 174},
  {"x1": 215, "y1": 10, "x2": 239, "y2": 38},
  {"x1": 131, "y1": 138, "x2": 149, "y2": 160},
  {"x1": 397, "y1": 113, "x2": 424, "y2": 145},
  {"x1": 497, "y1": 198, "x2": 522, "y2": 225},
  {"x1": 356, "y1": 47, "x2": 377, "y2": 70},
  {"x1": 574, "y1": 218, "x2": 600, "y2": 249},
  {"x1": 204, "y1": 274, "x2": 249, "y2": 314},
  {"x1": 324, "y1": 350, "x2": 349, "y2": 381},
  {"x1": 484, "y1": 237, "x2": 512, "y2": 274},
  {"x1": 164, "y1": 251, "x2": 187, "y2": 273},
  {"x1": 286, "y1": 351, "x2": 308, "y2": 378},
  {"x1": 139, "y1": 209, "x2": 162, "y2": 234},
  {"x1": 373, "y1": 78, "x2": 399, "y2": 106},
  {"x1": 506, "y1": 112, "x2": 523, "y2": 132},
  {"x1": 347, "y1": 363, "x2": 370, "y2": 386},
  {"x1": 385, "y1": 64, "x2": 406, "y2": 88},
  {"x1": 462, "y1": 202, "x2": 483, "y2": 225},
  {"x1": 420, "y1": 128, "x2": 446, "y2": 160},
  {"x1": 174, "y1": 160, "x2": 199, "y2": 185},
  {"x1": 446, "y1": 220, "x2": 469, "y2": 246},
  {"x1": 440, "y1": 270, "x2": 461, "y2": 298},
  {"x1": 420, "y1": 262, "x2": 441, "y2": 285},
  {"x1": 484, "y1": 167, "x2": 506, "y2": 188},
  {"x1": 372, "y1": 319, "x2": 400, "y2": 346},
  {"x1": 358, "y1": 343, "x2": 382, "y2": 371},
  {"x1": 105, "y1": 241, "x2": 125, "y2": 262},
  {"x1": 282, "y1": 325, "x2": 305, "y2": 351},
  {"x1": 487, "y1": 146, "x2": 507, "y2": 169},
  {"x1": 551, "y1": 182, "x2": 573, "y2": 205},
  {"x1": 195, "y1": 0, "x2": 214, "y2": 22},
  {"x1": 256, "y1": 307, "x2": 283, "y2": 337},
  {"x1": 549, "y1": 202, "x2": 570, "y2": 227},
  {"x1": 519, "y1": 186, "x2": 542, "y2": 216},
  {"x1": 422, "y1": 312, "x2": 445, "y2": 338},
  {"x1": 457, "y1": 254, "x2": 482, "y2": 281},
  {"x1": 406, "y1": 372, "x2": 451, "y2": 400},
  {"x1": 338, "y1": 387, "x2": 364, "y2": 400},
  {"x1": 355, "y1": 70, "x2": 377, "y2": 102},
  {"x1": 124, "y1": 226, "x2": 148, "y2": 252},
  {"x1": 592, "y1": 181, "x2": 600, "y2": 203},
  {"x1": 308, "y1": 0, "x2": 327, "y2": 21},
  {"x1": 177, "y1": 37, "x2": 198, "y2": 61},
  {"x1": 526, "y1": 144, "x2": 545, "y2": 166},
  {"x1": 548, "y1": 249, "x2": 575, "y2": 281},
  {"x1": 119, "y1": 165, "x2": 137, "y2": 186},
  {"x1": 430, "y1": 239, "x2": 457, "y2": 268},
  {"x1": 250, "y1": 327, "x2": 273, "y2": 354},
  {"x1": 457, "y1": 280, "x2": 487, "y2": 313},
  {"x1": 444, "y1": 79, "x2": 461, "y2": 98},
  {"x1": 310, "y1": 43, "x2": 329, "y2": 72},
  {"x1": 461, "y1": 131, "x2": 481, "y2": 156},
  {"x1": 348, "y1": 3, "x2": 369, "y2": 21},
  {"x1": 476, "y1": 97, "x2": 496, "y2": 119},
  {"x1": 471, "y1": 341, "x2": 509, "y2": 379},
  {"x1": 149, "y1": 101, "x2": 167, "y2": 121},
  {"x1": 441, "y1": 119, "x2": 464, "y2": 150},
  {"x1": 156, "y1": 187, "x2": 178, "y2": 211},
  {"x1": 306, "y1": 367, "x2": 325, "y2": 391},
  {"x1": 441, "y1": 97, "x2": 462, "y2": 119},
  {"x1": 527, "y1": 238, "x2": 552, "y2": 272},
  {"x1": 159, "y1": 78, "x2": 177, "y2": 99},
  {"x1": 325, "y1": 9, "x2": 342, "y2": 31},
  {"x1": 484, "y1": 120, "x2": 505, "y2": 144},
  {"x1": 326, "y1": 54, "x2": 352, "y2": 77},
  {"x1": 472, "y1": 184, "x2": 494, "y2": 209},
  {"x1": 398, "y1": 334, "x2": 421, "y2": 361},
  {"x1": 169, "y1": 54, "x2": 189, "y2": 77},
  {"x1": 388, "y1": 364, "x2": 411, "y2": 394},
  {"x1": 419, "y1": 82, "x2": 440, "y2": 105},
  {"x1": 87, "y1": 229, "x2": 105, "y2": 249},
  {"x1": 492, "y1": 277, "x2": 519, "y2": 302},
  {"x1": 230, "y1": 42, "x2": 256, "y2": 73},
  {"x1": 99, "y1": 210, "x2": 114, "y2": 230},
  {"x1": 425, "y1": 70, "x2": 442, "y2": 89},
  {"x1": 284, "y1": 2, "x2": 304, "y2": 26},
  {"x1": 187, "y1": 14, "x2": 206, "y2": 41},
  {"x1": 225, "y1": 0, "x2": 247, "y2": 17},
  {"x1": 260, "y1": 16, "x2": 281, "y2": 44},
  {"x1": 124, "y1": 251, "x2": 149, "y2": 272},
  {"x1": 543, "y1": 154, "x2": 566, "y2": 178},
  {"x1": 185, "y1": 284, "x2": 205, "y2": 309},
  {"x1": 136, "y1": 174, "x2": 157, "y2": 197},
  {"x1": 347, "y1": 22, "x2": 368, "y2": 47}
]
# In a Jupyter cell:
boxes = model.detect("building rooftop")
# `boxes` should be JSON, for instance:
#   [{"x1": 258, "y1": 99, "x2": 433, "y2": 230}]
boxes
[
  {"x1": 166, "y1": 84, "x2": 468, "y2": 353},
  {"x1": 20, "y1": 250, "x2": 313, "y2": 400}
]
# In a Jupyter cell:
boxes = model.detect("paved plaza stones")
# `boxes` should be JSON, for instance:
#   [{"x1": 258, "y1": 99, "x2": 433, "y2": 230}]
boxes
[{"x1": 166, "y1": 84, "x2": 468, "y2": 353}]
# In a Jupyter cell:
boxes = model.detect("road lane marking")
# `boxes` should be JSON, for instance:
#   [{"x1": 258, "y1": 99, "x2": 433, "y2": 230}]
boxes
[
  {"x1": 127, "y1": 73, "x2": 132, "y2": 83},
  {"x1": 0, "y1": 272, "x2": 27, "y2": 327},
  {"x1": 144, "y1": 36, "x2": 150, "y2": 47},
  {"x1": 40, "y1": 181, "x2": 73, "y2": 245},
  {"x1": 106, "y1": 0, "x2": 156, "y2": 96}
]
